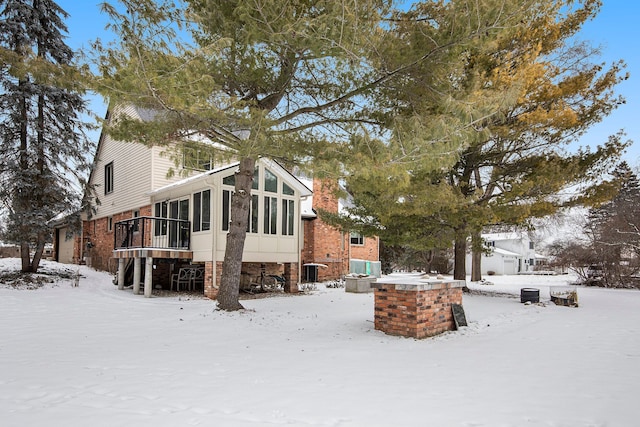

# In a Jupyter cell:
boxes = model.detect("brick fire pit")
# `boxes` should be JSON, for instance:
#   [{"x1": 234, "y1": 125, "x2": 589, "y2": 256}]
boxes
[{"x1": 372, "y1": 277, "x2": 466, "y2": 339}]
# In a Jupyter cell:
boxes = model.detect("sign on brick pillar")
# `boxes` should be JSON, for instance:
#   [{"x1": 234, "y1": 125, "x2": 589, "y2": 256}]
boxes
[{"x1": 372, "y1": 278, "x2": 466, "y2": 339}]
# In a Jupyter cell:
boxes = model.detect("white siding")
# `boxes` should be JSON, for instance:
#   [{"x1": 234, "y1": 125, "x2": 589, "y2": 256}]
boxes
[
  {"x1": 91, "y1": 133, "x2": 152, "y2": 219},
  {"x1": 90, "y1": 107, "x2": 192, "y2": 219},
  {"x1": 151, "y1": 145, "x2": 184, "y2": 190}
]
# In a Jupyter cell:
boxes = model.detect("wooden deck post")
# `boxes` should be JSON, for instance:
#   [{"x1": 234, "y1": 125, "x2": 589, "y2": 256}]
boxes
[
  {"x1": 133, "y1": 257, "x2": 142, "y2": 295},
  {"x1": 143, "y1": 257, "x2": 153, "y2": 298},
  {"x1": 117, "y1": 258, "x2": 125, "y2": 290}
]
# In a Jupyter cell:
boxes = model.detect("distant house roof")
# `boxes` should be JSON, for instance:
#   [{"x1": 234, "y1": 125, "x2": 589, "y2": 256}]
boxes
[
  {"x1": 483, "y1": 232, "x2": 528, "y2": 241},
  {"x1": 492, "y1": 247, "x2": 522, "y2": 257}
]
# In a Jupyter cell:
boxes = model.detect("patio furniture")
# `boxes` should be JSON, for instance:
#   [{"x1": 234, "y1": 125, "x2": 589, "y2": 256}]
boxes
[
  {"x1": 171, "y1": 268, "x2": 192, "y2": 291},
  {"x1": 171, "y1": 266, "x2": 205, "y2": 291}
]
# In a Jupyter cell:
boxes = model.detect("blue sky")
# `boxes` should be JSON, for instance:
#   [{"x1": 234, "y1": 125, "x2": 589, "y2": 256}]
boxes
[{"x1": 57, "y1": 0, "x2": 640, "y2": 166}]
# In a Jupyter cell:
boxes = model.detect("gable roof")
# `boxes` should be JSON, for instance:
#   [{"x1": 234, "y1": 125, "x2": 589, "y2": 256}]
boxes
[
  {"x1": 492, "y1": 247, "x2": 522, "y2": 257},
  {"x1": 149, "y1": 158, "x2": 312, "y2": 198}
]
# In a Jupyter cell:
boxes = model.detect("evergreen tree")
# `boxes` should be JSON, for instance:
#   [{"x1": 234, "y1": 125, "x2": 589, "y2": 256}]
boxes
[
  {"x1": 0, "y1": 0, "x2": 94, "y2": 272},
  {"x1": 338, "y1": 0, "x2": 628, "y2": 280},
  {"x1": 584, "y1": 162, "x2": 640, "y2": 284}
]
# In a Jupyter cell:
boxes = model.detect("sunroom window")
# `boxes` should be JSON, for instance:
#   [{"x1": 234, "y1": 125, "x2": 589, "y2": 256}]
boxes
[{"x1": 193, "y1": 189, "x2": 211, "y2": 232}]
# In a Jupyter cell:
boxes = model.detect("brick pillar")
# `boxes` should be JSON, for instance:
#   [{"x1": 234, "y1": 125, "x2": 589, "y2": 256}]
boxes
[
  {"x1": 283, "y1": 262, "x2": 299, "y2": 293},
  {"x1": 373, "y1": 280, "x2": 465, "y2": 339}
]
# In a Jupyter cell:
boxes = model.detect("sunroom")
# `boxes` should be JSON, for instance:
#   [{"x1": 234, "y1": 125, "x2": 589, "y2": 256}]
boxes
[{"x1": 112, "y1": 158, "x2": 312, "y2": 298}]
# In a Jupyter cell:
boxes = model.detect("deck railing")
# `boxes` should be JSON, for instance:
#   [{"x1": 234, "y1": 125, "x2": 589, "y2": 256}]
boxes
[{"x1": 114, "y1": 216, "x2": 191, "y2": 250}]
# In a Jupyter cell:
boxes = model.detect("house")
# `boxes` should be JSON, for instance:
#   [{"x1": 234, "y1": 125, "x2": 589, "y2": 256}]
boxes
[
  {"x1": 55, "y1": 105, "x2": 312, "y2": 298},
  {"x1": 53, "y1": 104, "x2": 380, "y2": 298},
  {"x1": 299, "y1": 178, "x2": 381, "y2": 282},
  {"x1": 465, "y1": 232, "x2": 547, "y2": 276}
]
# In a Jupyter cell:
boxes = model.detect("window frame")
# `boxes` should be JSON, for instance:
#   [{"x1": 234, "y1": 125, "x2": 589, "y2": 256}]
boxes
[
  {"x1": 281, "y1": 198, "x2": 295, "y2": 236},
  {"x1": 154, "y1": 201, "x2": 168, "y2": 236},
  {"x1": 264, "y1": 195, "x2": 278, "y2": 235},
  {"x1": 104, "y1": 162, "x2": 114, "y2": 195},
  {"x1": 192, "y1": 189, "x2": 211, "y2": 232},
  {"x1": 221, "y1": 166, "x2": 298, "y2": 237},
  {"x1": 350, "y1": 232, "x2": 364, "y2": 246}
]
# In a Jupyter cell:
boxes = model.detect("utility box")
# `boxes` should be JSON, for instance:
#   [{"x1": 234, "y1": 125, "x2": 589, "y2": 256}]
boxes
[{"x1": 345, "y1": 275, "x2": 375, "y2": 293}]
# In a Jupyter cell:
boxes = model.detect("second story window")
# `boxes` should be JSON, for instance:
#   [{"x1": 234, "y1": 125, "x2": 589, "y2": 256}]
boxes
[
  {"x1": 350, "y1": 232, "x2": 364, "y2": 245},
  {"x1": 104, "y1": 162, "x2": 114, "y2": 194},
  {"x1": 182, "y1": 143, "x2": 213, "y2": 171}
]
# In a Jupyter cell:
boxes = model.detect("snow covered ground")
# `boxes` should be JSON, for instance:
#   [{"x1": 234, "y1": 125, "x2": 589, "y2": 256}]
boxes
[{"x1": 1, "y1": 258, "x2": 639, "y2": 427}]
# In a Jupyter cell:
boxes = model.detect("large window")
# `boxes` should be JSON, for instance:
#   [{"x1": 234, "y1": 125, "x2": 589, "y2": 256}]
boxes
[
  {"x1": 222, "y1": 189, "x2": 231, "y2": 231},
  {"x1": 264, "y1": 168, "x2": 277, "y2": 192},
  {"x1": 282, "y1": 199, "x2": 295, "y2": 236},
  {"x1": 104, "y1": 162, "x2": 114, "y2": 194},
  {"x1": 248, "y1": 194, "x2": 259, "y2": 233},
  {"x1": 193, "y1": 189, "x2": 211, "y2": 232},
  {"x1": 154, "y1": 201, "x2": 168, "y2": 236},
  {"x1": 264, "y1": 196, "x2": 278, "y2": 234},
  {"x1": 221, "y1": 167, "x2": 296, "y2": 237}
]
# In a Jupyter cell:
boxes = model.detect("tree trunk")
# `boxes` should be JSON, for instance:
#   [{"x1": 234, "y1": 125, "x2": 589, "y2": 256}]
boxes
[
  {"x1": 18, "y1": 73, "x2": 30, "y2": 273},
  {"x1": 453, "y1": 232, "x2": 467, "y2": 280},
  {"x1": 20, "y1": 242, "x2": 32, "y2": 273},
  {"x1": 216, "y1": 157, "x2": 255, "y2": 311},
  {"x1": 30, "y1": 233, "x2": 46, "y2": 273},
  {"x1": 470, "y1": 230, "x2": 482, "y2": 282}
]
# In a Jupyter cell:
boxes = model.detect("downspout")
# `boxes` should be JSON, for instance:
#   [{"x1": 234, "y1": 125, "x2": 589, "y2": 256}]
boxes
[
  {"x1": 206, "y1": 176, "x2": 217, "y2": 297},
  {"x1": 347, "y1": 231, "x2": 351, "y2": 278},
  {"x1": 298, "y1": 198, "x2": 304, "y2": 285}
]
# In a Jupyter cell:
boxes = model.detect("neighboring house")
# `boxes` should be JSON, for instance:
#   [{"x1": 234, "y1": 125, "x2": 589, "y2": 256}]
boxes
[
  {"x1": 54, "y1": 105, "x2": 312, "y2": 298},
  {"x1": 1, "y1": 241, "x2": 54, "y2": 260},
  {"x1": 465, "y1": 232, "x2": 547, "y2": 275},
  {"x1": 0, "y1": 242, "x2": 20, "y2": 258},
  {"x1": 299, "y1": 178, "x2": 381, "y2": 282}
]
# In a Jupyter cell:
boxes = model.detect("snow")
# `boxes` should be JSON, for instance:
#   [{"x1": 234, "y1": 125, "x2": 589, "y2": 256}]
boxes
[{"x1": 2, "y1": 259, "x2": 639, "y2": 426}]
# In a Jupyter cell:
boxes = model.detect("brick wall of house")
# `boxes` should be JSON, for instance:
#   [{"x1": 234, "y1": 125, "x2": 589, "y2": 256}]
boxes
[
  {"x1": 301, "y1": 179, "x2": 379, "y2": 282},
  {"x1": 301, "y1": 180, "x2": 349, "y2": 281},
  {"x1": 350, "y1": 236, "x2": 379, "y2": 262}
]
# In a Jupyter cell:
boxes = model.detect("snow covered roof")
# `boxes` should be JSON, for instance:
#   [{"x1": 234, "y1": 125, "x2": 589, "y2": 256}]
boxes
[
  {"x1": 492, "y1": 247, "x2": 522, "y2": 257},
  {"x1": 483, "y1": 232, "x2": 528, "y2": 242},
  {"x1": 149, "y1": 158, "x2": 312, "y2": 198},
  {"x1": 297, "y1": 176, "x2": 317, "y2": 219}
]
